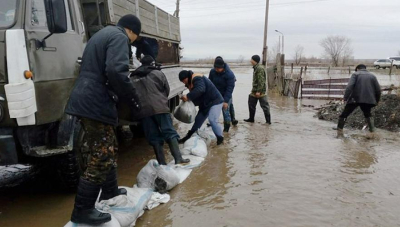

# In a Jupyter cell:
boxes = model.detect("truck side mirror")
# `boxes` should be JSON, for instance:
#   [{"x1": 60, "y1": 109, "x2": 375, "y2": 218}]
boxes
[
  {"x1": 36, "y1": 0, "x2": 67, "y2": 50},
  {"x1": 44, "y1": 0, "x2": 68, "y2": 34}
]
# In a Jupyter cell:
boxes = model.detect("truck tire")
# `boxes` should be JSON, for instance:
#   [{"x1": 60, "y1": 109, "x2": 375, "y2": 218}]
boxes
[
  {"x1": 375, "y1": 65, "x2": 380, "y2": 69},
  {"x1": 56, "y1": 121, "x2": 88, "y2": 191},
  {"x1": 0, "y1": 164, "x2": 40, "y2": 188}
]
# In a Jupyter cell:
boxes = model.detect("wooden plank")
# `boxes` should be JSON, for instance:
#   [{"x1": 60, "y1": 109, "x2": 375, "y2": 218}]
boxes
[
  {"x1": 302, "y1": 90, "x2": 345, "y2": 95},
  {"x1": 303, "y1": 78, "x2": 349, "y2": 85},
  {"x1": 139, "y1": 8, "x2": 156, "y2": 21},
  {"x1": 302, "y1": 85, "x2": 347, "y2": 89},
  {"x1": 139, "y1": 0, "x2": 156, "y2": 14}
]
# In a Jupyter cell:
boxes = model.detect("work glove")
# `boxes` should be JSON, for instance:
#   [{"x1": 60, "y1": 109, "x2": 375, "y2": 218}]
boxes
[{"x1": 178, "y1": 130, "x2": 195, "y2": 144}]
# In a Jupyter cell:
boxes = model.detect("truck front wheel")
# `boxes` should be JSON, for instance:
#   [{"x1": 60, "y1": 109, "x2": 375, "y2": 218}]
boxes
[{"x1": 56, "y1": 121, "x2": 88, "y2": 191}]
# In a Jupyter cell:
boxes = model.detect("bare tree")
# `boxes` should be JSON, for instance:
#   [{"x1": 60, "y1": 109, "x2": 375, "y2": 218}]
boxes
[
  {"x1": 267, "y1": 42, "x2": 280, "y2": 64},
  {"x1": 320, "y1": 35, "x2": 352, "y2": 67},
  {"x1": 293, "y1": 45, "x2": 304, "y2": 65},
  {"x1": 237, "y1": 55, "x2": 245, "y2": 63}
]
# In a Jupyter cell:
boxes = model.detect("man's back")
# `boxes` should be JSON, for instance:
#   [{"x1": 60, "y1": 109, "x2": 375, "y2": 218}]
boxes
[{"x1": 345, "y1": 69, "x2": 381, "y2": 105}]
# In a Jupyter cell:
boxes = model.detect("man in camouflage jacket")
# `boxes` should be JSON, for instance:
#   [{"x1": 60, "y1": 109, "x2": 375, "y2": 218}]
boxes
[{"x1": 244, "y1": 55, "x2": 271, "y2": 124}]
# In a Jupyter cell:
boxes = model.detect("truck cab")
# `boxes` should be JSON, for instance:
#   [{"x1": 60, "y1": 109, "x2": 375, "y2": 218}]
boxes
[{"x1": 0, "y1": 0, "x2": 184, "y2": 189}]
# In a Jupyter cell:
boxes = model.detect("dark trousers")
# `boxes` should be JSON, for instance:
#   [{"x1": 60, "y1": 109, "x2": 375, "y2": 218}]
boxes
[
  {"x1": 141, "y1": 113, "x2": 179, "y2": 146},
  {"x1": 81, "y1": 118, "x2": 117, "y2": 185},
  {"x1": 339, "y1": 103, "x2": 375, "y2": 119},
  {"x1": 248, "y1": 95, "x2": 271, "y2": 123}
]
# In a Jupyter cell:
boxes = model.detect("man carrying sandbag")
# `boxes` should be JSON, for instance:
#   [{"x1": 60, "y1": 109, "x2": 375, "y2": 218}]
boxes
[
  {"x1": 65, "y1": 15, "x2": 142, "y2": 225},
  {"x1": 131, "y1": 55, "x2": 190, "y2": 165},
  {"x1": 178, "y1": 70, "x2": 225, "y2": 145}
]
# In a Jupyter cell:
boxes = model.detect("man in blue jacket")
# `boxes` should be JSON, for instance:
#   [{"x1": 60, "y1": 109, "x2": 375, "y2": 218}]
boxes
[
  {"x1": 209, "y1": 56, "x2": 237, "y2": 132},
  {"x1": 178, "y1": 70, "x2": 224, "y2": 145},
  {"x1": 65, "y1": 15, "x2": 141, "y2": 225}
]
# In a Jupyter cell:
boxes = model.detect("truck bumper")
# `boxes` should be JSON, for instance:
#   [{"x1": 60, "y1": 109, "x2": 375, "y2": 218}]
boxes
[{"x1": 0, "y1": 128, "x2": 18, "y2": 165}]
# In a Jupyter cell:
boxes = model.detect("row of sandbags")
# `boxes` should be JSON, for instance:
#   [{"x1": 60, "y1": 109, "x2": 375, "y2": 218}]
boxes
[{"x1": 65, "y1": 127, "x2": 215, "y2": 227}]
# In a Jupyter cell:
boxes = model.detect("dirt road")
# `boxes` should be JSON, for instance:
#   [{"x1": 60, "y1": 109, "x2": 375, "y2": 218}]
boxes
[{"x1": 1, "y1": 67, "x2": 400, "y2": 227}]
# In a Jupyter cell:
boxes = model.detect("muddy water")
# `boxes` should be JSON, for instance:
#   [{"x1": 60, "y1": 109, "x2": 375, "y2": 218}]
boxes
[{"x1": 1, "y1": 67, "x2": 400, "y2": 227}]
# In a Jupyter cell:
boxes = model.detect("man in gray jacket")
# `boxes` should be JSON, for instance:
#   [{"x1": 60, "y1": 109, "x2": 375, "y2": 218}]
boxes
[
  {"x1": 337, "y1": 64, "x2": 381, "y2": 138},
  {"x1": 131, "y1": 56, "x2": 190, "y2": 165}
]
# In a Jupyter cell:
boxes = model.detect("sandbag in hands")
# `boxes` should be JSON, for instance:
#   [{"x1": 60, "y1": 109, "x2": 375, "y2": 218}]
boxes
[{"x1": 174, "y1": 101, "x2": 196, "y2": 123}]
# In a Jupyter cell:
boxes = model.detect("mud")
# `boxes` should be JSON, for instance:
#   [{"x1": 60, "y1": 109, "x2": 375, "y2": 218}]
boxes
[
  {"x1": 1, "y1": 67, "x2": 400, "y2": 227},
  {"x1": 317, "y1": 94, "x2": 400, "y2": 132}
]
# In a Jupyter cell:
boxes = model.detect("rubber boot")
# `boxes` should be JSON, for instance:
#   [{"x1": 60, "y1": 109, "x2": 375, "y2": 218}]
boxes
[
  {"x1": 265, "y1": 114, "x2": 271, "y2": 125},
  {"x1": 167, "y1": 138, "x2": 190, "y2": 164},
  {"x1": 217, "y1": 136, "x2": 224, "y2": 145},
  {"x1": 71, "y1": 178, "x2": 111, "y2": 225},
  {"x1": 366, "y1": 117, "x2": 376, "y2": 139},
  {"x1": 99, "y1": 167, "x2": 127, "y2": 201},
  {"x1": 153, "y1": 143, "x2": 167, "y2": 165},
  {"x1": 337, "y1": 117, "x2": 346, "y2": 138},
  {"x1": 223, "y1": 122, "x2": 231, "y2": 132},
  {"x1": 178, "y1": 130, "x2": 195, "y2": 144},
  {"x1": 231, "y1": 119, "x2": 239, "y2": 126}
]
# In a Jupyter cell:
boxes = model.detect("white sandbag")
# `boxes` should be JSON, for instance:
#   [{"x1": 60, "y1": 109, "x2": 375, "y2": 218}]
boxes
[
  {"x1": 95, "y1": 187, "x2": 153, "y2": 227},
  {"x1": 181, "y1": 136, "x2": 208, "y2": 158},
  {"x1": 196, "y1": 127, "x2": 217, "y2": 146},
  {"x1": 169, "y1": 155, "x2": 205, "y2": 169},
  {"x1": 64, "y1": 214, "x2": 121, "y2": 227},
  {"x1": 146, "y1": 192, "x2": 171, "y2": 210},
  {"x1": 173, "y1": 101, "x2": 196, "y2": 123},
  {"x1": 172, "y1": 166, "x2": 192, "y2": 183},
  {"x1": 136, "y1": 160, "x2": 180, "y2": 192}
]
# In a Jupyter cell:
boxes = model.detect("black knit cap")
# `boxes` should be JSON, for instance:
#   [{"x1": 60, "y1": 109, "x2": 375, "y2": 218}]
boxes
[
  {"x1": 117, "y1": 14, "x2": 141, "y2": 35},
  {"x1": 252, "y1": 55, "x2": 261, "y2": 63},
  {"x1": 140, "y1": 55, "x2": 154, "y2": 66},
  {"x1": 214, "y1": 56, "x2": 225, "y2": 68},
  {"x1": 179, "y1": 70, "x2": 193, "y2": 81}
]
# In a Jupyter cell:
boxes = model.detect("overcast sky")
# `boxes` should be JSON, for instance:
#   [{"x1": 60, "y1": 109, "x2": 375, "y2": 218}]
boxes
[{"x1": 147, "y1": 0, "x2": 400, "y2": 61}]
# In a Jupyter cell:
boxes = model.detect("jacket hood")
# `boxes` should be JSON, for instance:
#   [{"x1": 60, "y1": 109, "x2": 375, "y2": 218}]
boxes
[{"x1": 131, "y1": 65, "x2": 160, "y2": 77}]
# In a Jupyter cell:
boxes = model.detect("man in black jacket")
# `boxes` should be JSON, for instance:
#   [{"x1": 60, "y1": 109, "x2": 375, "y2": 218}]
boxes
[
  {"x1": 131, "y1": 56, "x2": 190, "y2": 165},
  {"x1": 65, "y1": 14, "x2": 141, "y2": 225},
  {"x1": 337, "y1": 64, "x2": 381, "y2": 138}
]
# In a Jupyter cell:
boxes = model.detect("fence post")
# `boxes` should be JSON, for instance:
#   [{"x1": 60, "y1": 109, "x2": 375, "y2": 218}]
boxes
[
  {"x1": 328, "y1": 77, "x2": 332, "y2": 99},
  {"x1": 348, "y1": 66, "x2": 351, "y2": 74},
  {"x1": 328, "y1": 66, "x2": 330, "y2": 75},
  {"x1": 389, "y1": 60, "x2": 394, "y2": 76}
]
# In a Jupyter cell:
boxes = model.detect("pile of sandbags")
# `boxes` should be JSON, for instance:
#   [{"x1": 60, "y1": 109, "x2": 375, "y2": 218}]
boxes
[{"x1": 65, "y1": 127, "x2": 215, "y2": 227}]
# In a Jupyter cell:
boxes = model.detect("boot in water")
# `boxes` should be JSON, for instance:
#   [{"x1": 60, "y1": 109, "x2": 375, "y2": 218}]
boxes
[{"x1": 168, "y1": 138, "x2": 190, "y2": 164}]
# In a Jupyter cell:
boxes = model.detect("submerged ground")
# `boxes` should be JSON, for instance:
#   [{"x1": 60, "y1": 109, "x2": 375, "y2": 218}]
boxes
[{"x1": 1, "y1": 67, "x2": 399, "y2": 227}]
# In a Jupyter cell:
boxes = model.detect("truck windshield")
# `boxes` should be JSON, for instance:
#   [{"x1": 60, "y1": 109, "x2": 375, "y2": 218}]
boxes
[{"x1": 0, "y1": 0, "x2": 18, "y2": 28}]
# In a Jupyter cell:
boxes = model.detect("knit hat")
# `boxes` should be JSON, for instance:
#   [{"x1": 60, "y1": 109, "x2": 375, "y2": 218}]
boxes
[
  {"x1": 140, "y1": 55, "x2": 155, "y2": 66},
  {"x1": 117, "y1": 14, "x2": 141, "y2": 35},
  {"x1": 179, "y1": 70, "x2": 193, "y2": 81},
  {"x1": 214, "y1": 57, "x2": 225, "y2": 68},
  {"x1": 251, "y1": 55, "x2": 260, "y2": 63}
]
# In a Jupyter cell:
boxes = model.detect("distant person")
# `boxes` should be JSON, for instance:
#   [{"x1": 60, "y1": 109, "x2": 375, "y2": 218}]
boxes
[
  {"x1": 209, "y1": 56, "x2": 237, "y2": 132},
  {"x1": 178, "y1": 70, "x2": 224, "y2": 145},
  {"x1": 244, "y1": 55, "x2": 271, "y2": 124},
  {"x1": 336, "y1": 64, "x2": 381, "y2": 138},
  {"x1": 131, "y1": 55, "x2": 190, "y2": 165},
  {"x1": 65, "y1": 14, "x2": 142, "y2": 225}
]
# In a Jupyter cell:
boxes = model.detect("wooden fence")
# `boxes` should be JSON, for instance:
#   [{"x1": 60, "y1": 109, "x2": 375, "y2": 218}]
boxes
[{"x1": 301, "y1": 78, "x2": 349, "y2": 99}]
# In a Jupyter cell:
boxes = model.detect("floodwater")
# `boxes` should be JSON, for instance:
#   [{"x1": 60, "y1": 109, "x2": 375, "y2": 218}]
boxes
[{"x1": 1, "y1": 67, "x2": 400, "y2": 227}]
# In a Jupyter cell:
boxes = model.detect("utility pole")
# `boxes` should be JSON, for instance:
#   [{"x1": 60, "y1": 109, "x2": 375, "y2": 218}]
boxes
[
  {"x1": 174, "y1": 0, "x2": 180, "y2": 17},
  {"x1": 262, "y1": 0, "x2": 270, "y2": 66}
]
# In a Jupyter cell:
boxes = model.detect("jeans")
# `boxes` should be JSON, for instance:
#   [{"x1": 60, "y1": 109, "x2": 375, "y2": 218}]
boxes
[
  {"x1": 222, "y1": 99, "x2": 233, "y2": 124},
  {"x1": 339, "y1": 103, "x2": 375, "y2": 119},
  {"x1": 191, "y1": 103, "x2": 223, "y2": 137},
  {"x1": 248, "y1": 95, "x2": 271, "y2": 123},
  {"x1": 141, "y1": 113, "x2": 179, "y2": 146}
]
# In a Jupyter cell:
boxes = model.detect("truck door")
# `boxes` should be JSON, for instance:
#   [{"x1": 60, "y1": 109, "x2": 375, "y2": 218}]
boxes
[{"x1": 25, "y1": 0, "x2": 86, "y2": 125}]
